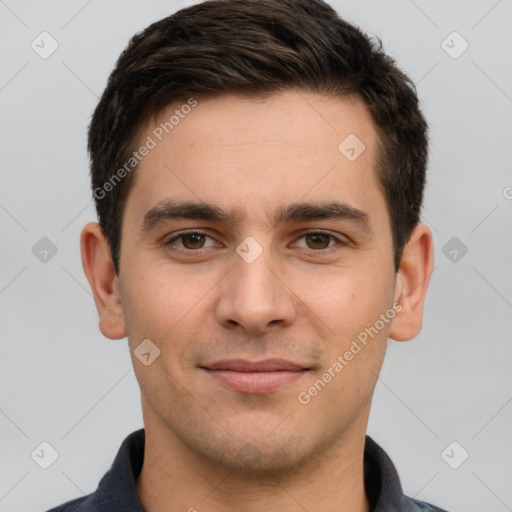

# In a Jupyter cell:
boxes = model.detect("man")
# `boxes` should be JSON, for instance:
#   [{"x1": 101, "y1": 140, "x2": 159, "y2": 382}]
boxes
[{"x1": 48, "y1": 0, "x2": 447, "y2": 510}]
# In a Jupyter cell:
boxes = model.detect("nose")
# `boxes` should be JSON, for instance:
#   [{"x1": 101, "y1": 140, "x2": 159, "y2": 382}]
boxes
[{"x1": 214, "y1": 241, "x2": 297, "y2": 334}]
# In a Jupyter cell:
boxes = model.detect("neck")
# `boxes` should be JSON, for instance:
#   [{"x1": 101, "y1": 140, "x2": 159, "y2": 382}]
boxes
[{"x1": 136, "y1": 418, "x2": 371, "y2": 512}]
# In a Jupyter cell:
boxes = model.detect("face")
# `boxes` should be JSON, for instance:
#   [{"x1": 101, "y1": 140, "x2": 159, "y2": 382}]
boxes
[{"x1": 114, "y1": 92, "x2": 401, "y2": 473}]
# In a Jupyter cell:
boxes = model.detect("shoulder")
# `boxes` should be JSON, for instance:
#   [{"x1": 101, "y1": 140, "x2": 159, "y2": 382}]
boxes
[
  {"x1": 405, "y1": 495, "x2": 450, "y2": 512},
  {"x1": 44, "y1": 494, "x2": 92, "y2": 512},
  {"x1": 364, "y1": 435, "x2": 450, "y2": 512},
  {"x1": 44, "y1": 429, "x2": 145, "y2": 512}
]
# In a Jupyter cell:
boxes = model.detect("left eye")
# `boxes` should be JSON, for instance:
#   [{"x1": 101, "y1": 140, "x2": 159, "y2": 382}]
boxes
[
  {"x1": 165, "y1": 231, "x2": 343, "y2": 252},
  {"x1": 294, "y1": 232, "x2": 341, "y2": 250}
]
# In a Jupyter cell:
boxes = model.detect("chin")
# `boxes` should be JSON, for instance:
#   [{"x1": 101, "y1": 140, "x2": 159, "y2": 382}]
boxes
[
  {"x1": 207, "y1": 436, "x2": 310, "y2": 477},
  {"x1": 184, "y1": 419, "x2": 336, "y2": 478}
]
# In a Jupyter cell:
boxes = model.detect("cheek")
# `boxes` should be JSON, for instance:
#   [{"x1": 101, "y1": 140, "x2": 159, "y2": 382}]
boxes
[
  {"x1": 305, "y1": 267, "x2": 395, "y2": 337},
  {"x1": 120, "y1": 273, "x2": 173, "y2": 348},
  {"x1": 120, "y1": 262, "x2": 219, "y2": 364}
]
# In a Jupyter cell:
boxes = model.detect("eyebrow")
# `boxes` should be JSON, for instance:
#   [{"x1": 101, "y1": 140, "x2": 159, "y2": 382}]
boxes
[{"x1": 141, "y1": 200, "x2": 373, "y2": 234}]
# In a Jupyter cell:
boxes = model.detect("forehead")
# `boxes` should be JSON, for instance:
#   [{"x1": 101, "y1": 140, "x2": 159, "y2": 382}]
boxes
[{"x1": 124, "y1": 91, "x2": 385, "y2": 230}]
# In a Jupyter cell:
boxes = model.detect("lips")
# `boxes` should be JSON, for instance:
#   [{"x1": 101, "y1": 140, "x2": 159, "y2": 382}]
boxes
[
  {"x1": 201, "y1": 359, "x2": 309, "y2": 393},
  {"x1": 205, "y1": 359, "x2": 306, "y2": 372}
]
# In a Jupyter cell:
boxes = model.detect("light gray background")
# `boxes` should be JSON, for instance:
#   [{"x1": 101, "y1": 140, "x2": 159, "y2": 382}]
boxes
[{"x1": 1, "y1": 1, "x2": 511, "y2": 511}]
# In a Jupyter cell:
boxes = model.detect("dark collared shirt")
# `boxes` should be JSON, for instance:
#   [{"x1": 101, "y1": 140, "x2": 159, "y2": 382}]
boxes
[{"x1": 47, "y1": 429, "x2": 448, "y2": 512}]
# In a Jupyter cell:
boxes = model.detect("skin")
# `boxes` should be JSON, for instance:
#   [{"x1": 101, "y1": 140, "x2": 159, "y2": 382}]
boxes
[{"x1": 81, "y1": 91, "x2": 433, "y2": 512}]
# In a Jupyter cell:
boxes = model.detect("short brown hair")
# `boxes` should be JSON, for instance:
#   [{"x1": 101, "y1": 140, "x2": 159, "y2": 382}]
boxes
[{"x1": 88, "y1": 0, "x2": 428, "y2": 274}]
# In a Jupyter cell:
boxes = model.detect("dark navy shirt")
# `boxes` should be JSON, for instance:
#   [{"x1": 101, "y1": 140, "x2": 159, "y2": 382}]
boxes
[{"x1": 47, "y1": 429, "x2": 448, "y2": 511}]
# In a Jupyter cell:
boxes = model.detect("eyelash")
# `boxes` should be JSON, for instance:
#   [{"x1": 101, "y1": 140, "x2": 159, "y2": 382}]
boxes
[{"x1": 164, "y1": 229, "x2": 347, "y2": 254}]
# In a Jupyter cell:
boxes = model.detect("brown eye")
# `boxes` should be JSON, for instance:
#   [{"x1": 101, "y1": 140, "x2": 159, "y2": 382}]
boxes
[
  {"x1": 293, "y1": 231, "x2": 344, "y2": 252},
  {"x1": 181, "y1": 233, "x2": 206, "y2": 249},
  {"x1": 166, "y1": 231, "x2": 215, "y2": 251},
  {"x1": 304, "y1": 233, "x2": 332, "y2": 250}
]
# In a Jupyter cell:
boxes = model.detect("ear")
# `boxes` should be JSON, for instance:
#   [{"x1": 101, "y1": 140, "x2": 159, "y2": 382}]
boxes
[
  {"x1": 80, "y1": 222, "x2": 127, "y2": 340},
  {"x1": 389, "y1": 223, "x2": 434, "y2": 341}
]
